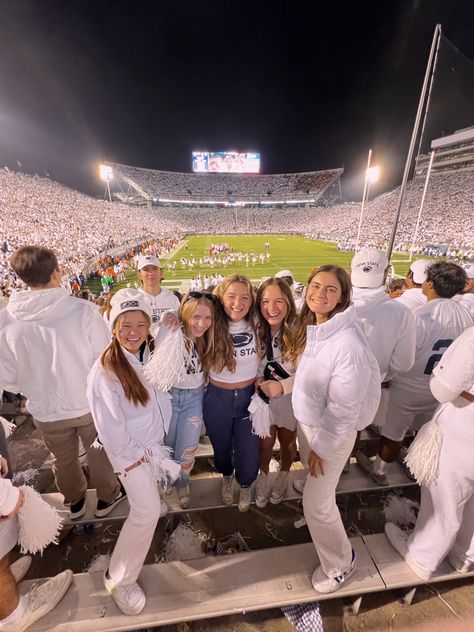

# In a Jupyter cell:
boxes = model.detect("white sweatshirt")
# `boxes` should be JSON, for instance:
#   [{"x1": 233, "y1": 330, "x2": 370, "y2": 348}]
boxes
[
  {"x1": 292, "y1": 305, "x2": 381, "y2": 459},
  {"x1": 454, "y1": 292, "x2": 474, "y2": 319},
  {"x1": 138, "y1": 288, "x2": 180, "y2": 332},
  {"x1": 395, "y1": 287, "x2": 427, "y2": 312},
  {"x1": 0, "y1": 288, "x2": 110, "y2": 422},
  {"x1": 87, "y1": 349, "x2": 172, "y2": 471},
  {"x1": 352, "y1": 286, "x2": 416, "y2": 381}
]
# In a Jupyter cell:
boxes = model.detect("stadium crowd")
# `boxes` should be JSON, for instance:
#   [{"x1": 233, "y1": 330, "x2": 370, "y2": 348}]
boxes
[{"x1": 1, "y1": 240, "x2": 473, "y2": 629}]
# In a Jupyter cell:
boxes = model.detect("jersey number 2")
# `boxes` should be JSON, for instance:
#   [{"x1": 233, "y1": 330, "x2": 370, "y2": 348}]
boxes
[{"x1": 423, "y1": 339, "x2": 453, "y2": 375}]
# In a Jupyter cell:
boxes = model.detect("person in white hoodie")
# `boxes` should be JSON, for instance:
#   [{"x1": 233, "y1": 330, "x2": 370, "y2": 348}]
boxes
[
  {"x1": 454, "y1": 263, "x2": 474, "y2": 318},
  {"x1": 137, "y1": 254, "x2": 180, "y2": 332},
  {"x1": 394, "y1": 259, "x2": 430, "y2": 311},
  {"x1": 87, "y1": 289, "x2": 178, "y2": 616},
  {"x1": 292, "y1": 265, "x2": 380, "y2": 594},
  {"x1": 0, "y1": 246, "x2": 122, "y2": 520},
  {"x1": 0, "y1": 452, "x2": 73, "y2": 632}
]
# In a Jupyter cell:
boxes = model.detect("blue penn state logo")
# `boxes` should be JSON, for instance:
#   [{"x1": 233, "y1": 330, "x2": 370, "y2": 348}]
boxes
[
  {"x1": 231, "y1": 332, "x2": 253, "y2": 347},
  {"x1": 362, "y1": 265, "x2": 373, "y2": 273},
  {"x1": 120, "y1": 300, "x2": 139, "y2": 309}
]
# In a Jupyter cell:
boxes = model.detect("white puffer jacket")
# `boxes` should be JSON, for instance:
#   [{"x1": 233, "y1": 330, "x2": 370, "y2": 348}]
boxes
[{"x1": 292, "y1": 305, "x2": 381, "y2": 459}]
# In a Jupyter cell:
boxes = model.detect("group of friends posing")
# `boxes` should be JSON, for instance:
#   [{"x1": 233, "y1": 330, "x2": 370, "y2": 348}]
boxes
[{"x1": 0, "y1": 245, "x2": 473, "y2": 629}]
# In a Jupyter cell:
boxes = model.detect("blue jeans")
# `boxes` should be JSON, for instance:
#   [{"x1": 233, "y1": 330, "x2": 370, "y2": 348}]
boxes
[
  {"x1": 203, "y1": 382, "x2": 259, "y2": 488},
  {"x1": 165, "y1": 385, "x2": 204, "y2": 489}
]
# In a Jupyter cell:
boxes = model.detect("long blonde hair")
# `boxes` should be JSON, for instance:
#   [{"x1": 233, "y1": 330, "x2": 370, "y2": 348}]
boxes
[
  {"x1": 256, "y1": 278, "x2": 297, "y2": 365},
  {"x1": 179, "y1": 295, "x2": 216, "y2": 375},
  {"x1": 210, "y1": 274, "x2": 256, "y2": 373},
  {"x1": 101, "y1": 312, "x2": 152, "y2": 406}
]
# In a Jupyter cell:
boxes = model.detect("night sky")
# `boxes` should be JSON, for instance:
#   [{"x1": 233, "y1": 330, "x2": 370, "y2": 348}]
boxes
[{"x1": 0, "y1": 0, "x2": 473, "y2": 200}]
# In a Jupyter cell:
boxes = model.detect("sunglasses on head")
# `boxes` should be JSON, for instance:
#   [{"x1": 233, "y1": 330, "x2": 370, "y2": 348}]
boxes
[{"x1": 186, "y1": 291, "x2": 219, "y2": 304}]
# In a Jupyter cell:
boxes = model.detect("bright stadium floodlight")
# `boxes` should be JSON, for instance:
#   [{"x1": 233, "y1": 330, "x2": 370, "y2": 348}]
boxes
[
  {"x1": 99, "y1": 164, "x2": 113, "y2": 202},
  {"x1": 365, "y1": 165, "x2": 380, "y2": 184},
  {"x1": 356, "y1": 150, "x2": 381, "y2": 250}
]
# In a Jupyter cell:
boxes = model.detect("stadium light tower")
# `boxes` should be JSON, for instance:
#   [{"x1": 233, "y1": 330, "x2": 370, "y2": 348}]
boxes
[
  {"x1": 99, "y1": 164, "x2": 114, "y2": 202},
  {"x1": 355, "y1": 150, "x2": 380, "y2": 250}
]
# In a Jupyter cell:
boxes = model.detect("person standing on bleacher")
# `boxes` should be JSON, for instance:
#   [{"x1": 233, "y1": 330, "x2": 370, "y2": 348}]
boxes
[{"x1": 0, "y1": 246, "x2": 124, "y2": 521}]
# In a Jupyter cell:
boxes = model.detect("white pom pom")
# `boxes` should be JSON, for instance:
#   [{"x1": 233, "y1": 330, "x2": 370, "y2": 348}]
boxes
[
  {"x1": 144, "y1": 328, "x2": 190, "y2": 391},
  {"x1": 404, "y1": 417, "x2": 443, "y2": 486},
  {"x1": 248, "y1": 393, "x2": 271, "y2": 439},
  {"x1": 0, "y1": 416, "x2": 16, "y2": 438},
  {"x1": 143, "y1": 445, "x2": 181, "y2": 486},
  {"x1": 17, "y1": 486, "x2": 63, "y2": 555},
  {"x1": 383, "y1": 493, "x2": 419, "y2": 527}
]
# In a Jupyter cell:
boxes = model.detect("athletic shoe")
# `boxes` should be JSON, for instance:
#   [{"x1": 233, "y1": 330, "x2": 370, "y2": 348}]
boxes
[
  {"x1": 10, "y1": 556, "x2": 32, "y2": 583},
  {"x1": 104, "y1": 570, "x2": 146, "y2": 615},
  {"x1": 355, "y1": 451, "x2": 389, "y2": 486},
  {"x1": 221, "y1": 474, "x2": 234, "y2": 506},
  {"x1": 7, "y1": 569, "x2": 73, "y2": 632},
  {"x1": 238, "y1": 485, "x2": 252, "y2": 513},
  {"x1": 384, "y1": 522, "x2": 431, "y2": 581},
  {"x1": 293, "y1": 476, "x2": 306, "y2": 494},
  {"x1": 95, "y1": 484, "x2": 127, "y2": 518},
  {"x1": 270, "y1": 471, "x2": 288, "y2": 504},
  {"x1": 311, "y1": 548, "x2": 356, "y2": 593},
  {"x1": 397, "y1": 447, "x2": 416, "y2": 481},
  {"x1": 255, "y1": 471, "x2": 269, "y2": 508},
  {"x1": 177, "y1": 485, "x2": 190, "y2": 509},
  {"x1": 448, "y1": 551, "x2": 472, "y2": 574},
  {"x1": 69, "y1": 497, "x2": 86, "y2": 520}
]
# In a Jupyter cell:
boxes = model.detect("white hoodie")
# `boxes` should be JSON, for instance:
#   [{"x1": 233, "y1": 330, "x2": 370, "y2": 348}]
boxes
[
  {"x1": 292, "y1": 305, "x2": 381, "y2": 459},
  {"x1": 395, "y1": 287, "x2": 426, "y2": 312},
  {"x1": 0, "y1": 288, "x2": 110, "y2": 421},
  {"x1": 352, "y1": 286, "x2": 416, "y2": 381}
]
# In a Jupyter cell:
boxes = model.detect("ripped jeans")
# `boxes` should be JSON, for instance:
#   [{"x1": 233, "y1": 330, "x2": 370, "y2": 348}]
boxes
[{"x1": 165, "y1": 385, "x2": 204, "y2": 489}]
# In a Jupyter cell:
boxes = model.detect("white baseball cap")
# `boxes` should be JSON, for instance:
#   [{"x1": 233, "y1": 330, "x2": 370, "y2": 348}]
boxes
[
  {"x1": 275, "y1": 269, "x2": 294, "y2": 280},
  {"x1": 462, "y1": 263, "x2": 474, "y2": 279},
  {"x1": 351, "y1": 248, "x2": 389, "y2": 288},
  {"x1": 409, "y1": 259, "x2": 430, "y2": 284},
  {"x1": 138, "y1": 254, "x2": 162, "y2": 270},
  {"x1": 109, "y1": 288, "x2": 152, "y2": 328}
]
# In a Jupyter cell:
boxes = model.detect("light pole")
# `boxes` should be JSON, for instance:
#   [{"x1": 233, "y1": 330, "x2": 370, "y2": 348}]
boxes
[
  {"x1": 99, "y1": 164, "x2": 114, "y2": 203},
  {"x1": 355, "y1": 150, "x2": 380, "y2": 250}
]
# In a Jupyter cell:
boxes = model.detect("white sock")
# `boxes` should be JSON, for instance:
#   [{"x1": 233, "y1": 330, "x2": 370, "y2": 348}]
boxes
[
  {"x1": 0, "y1": 595, "x2": 26, "y2": 626},
  {"x1": 373, "y1": 455, "x2": 388, "y2": 475}
]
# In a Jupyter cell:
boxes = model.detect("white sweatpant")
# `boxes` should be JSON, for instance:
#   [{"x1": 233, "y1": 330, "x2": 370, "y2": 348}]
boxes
[
  {"x1": 382, "y1": 383, "x2": 438, "y2": 442},
  {"x1": 407, "y1": 403, "x2": 474, "y2": 575},
  {"x1": 108, "y1": 465, "x2": 161, "y2": 587},
  {"x1": 299, "y1": 423, "x2": 356, "y2": 577}
]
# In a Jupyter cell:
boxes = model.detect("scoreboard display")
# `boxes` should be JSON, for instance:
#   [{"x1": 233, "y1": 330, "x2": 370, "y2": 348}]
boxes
[{"x1": 192, "y1": 151, "x2": 260, "y2": 173}]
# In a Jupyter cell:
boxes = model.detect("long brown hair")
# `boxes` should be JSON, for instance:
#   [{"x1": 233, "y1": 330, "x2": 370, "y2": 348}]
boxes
[
  {"x1": 101, "y1": 312, "x2": 151, "y2": 406},
  {"x1": 256, "y1": 278, "x2": 297, "y2": 364},
  {"x1": 179, "y1": 295, "x2": 216, "y2": 375},
  {"x1": 210, "y1": 274, "x2": 256, "y2": 373},
  {"x1": 291, "y1": 265, "x2": 352, "y2": 362}
]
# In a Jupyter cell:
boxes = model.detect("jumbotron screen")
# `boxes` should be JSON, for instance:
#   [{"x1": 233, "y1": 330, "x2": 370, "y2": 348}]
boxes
[{"x1": 192, "y1": 151, "x2": 260, "y2": 173}]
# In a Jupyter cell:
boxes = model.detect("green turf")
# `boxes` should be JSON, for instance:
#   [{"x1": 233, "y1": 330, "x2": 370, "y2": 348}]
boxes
[{"x1": 87, "y1": 234, "x2": 429, "y2": 294}]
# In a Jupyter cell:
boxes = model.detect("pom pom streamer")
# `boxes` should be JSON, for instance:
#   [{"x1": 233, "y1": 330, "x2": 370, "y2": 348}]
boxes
[
  {"x1": 248, "y1": 393, "x2": 272, "y2": 439},
  {"x1": 0, "y1": 416, "x2": 16, "y2": 438},
  {"x1": 144, "y1": 327, "x2": 191, "y2": 391},
  {"x1": 404, "y1": 411, "x2": 444, "y2": 487},
  {"x1": 383, "y1": 493, "x2": 419, "y2": 527},
  {"x1": 17, "y1": 486, "x2": 63, "y2": 555},
  {"x1": 143, "y1": 444, "x2": 181, "y2": 486}
]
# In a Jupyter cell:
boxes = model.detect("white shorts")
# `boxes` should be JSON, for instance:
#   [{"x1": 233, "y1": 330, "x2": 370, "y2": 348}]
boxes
[
  {"x1": 0, "y1": 517, "x2": 19, "y2": 559},
  {"x1": 269, "y1": 393, "x2": 297, "y2": 432},
  {"x1": 382, "y1": 383, "x2": 438, "y2": 442}
]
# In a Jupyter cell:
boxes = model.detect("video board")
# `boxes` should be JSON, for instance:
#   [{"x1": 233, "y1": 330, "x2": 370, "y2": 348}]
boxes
[{"x1": 192, "y1": 151, "x2": 260, "y2": 173}]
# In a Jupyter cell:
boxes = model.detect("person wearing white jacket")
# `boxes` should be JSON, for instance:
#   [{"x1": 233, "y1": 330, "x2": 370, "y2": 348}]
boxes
[
  {"x1": 87, "y1": 289, "x2": 178, "y2": 616},
  {"x1": 394, "y1": 259, "x2": 430, "y2": 312},
  {"x1": 0, "y1": 246, "x2": 122, "y2": 520},
  {"x1": 292, "y1": 265, "x2": 380, "y2": 594}
]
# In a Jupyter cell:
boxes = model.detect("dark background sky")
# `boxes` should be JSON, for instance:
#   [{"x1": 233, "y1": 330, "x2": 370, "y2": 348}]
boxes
[{"x1": 0, "y1": 0, "x2": 473, "y2": 200}]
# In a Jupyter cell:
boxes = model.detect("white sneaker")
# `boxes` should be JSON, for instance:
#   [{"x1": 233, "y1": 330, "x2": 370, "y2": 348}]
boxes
[
  {"x1": 8, "y1": 569, "x2": 73, "y2": 632},
  {"x1": 255, "y1": 471, "x2": 269, "y2": 508},
  {"x1": 270, "y1": 471, "x2": 288, "y2": 504},
  {"x1": 104, "y1": 571, "x2": 146, "y2": 615},
  {"x1": 355, "y1": 451, "x2": 389, "y2": 486},
  {"x1": 221, "y1": 474, "x2": 234, "y2": 505},
  {"x1": 384, "y1": 522, "x2": 432, "y2": 581},
  {"x1": 238, "y1": 485, "x2": 252, "y2": 513},
  {"x1": 293, "y1": 476, "x2": 306, "y2": 494},
  {"x1": 448, "y1": 551, "x2": 472, "y2": 574},
  {"x1": 311, "y1": 548, "x2": 356, "y2": 593},
  {"x1": 177, "y1": 485, "x2": 190, "y2": 509},
  {"x1": 10, "y1": 556, "x2": 32, "y2": 583}
]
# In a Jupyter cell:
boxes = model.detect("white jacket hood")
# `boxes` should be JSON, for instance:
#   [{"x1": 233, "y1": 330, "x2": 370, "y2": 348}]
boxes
[
  {"x1": 352, "y1": 286, "x2": 387, "y2": 316},
  {"x1": 7, "y1": 287, "x2": 70, "y2": 322}
]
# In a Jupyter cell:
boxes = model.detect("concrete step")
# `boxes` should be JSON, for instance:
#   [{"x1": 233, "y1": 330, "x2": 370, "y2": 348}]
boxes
[{"x1": 42, "y1": 461, "x2": 416, "y2": 525}]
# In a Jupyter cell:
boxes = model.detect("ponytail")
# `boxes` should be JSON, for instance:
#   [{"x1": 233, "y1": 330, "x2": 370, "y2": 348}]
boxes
[{"x1": 101, "y1": 338, "x2": 150, "y2": 406}]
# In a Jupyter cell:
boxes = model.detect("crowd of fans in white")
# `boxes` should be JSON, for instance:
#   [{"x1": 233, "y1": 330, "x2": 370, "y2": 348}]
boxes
[{"x1": 0, "y1": 167, "x2": 472, "y2": 293}]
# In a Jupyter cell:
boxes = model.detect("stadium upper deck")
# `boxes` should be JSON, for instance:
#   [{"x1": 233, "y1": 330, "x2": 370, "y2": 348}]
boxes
[{"x1": 108, "y1": 162, "x2": 343, "y2": 204}]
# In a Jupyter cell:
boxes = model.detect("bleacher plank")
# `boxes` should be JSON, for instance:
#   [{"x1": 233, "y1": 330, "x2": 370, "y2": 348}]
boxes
[
  {"x1": 42, "y1": 462, "x2": 416, "y2": 525},
  {"x1": 363, "y1": 532, "x2": 474, "y2": 588},
  {"x1": 27, "y1": 537, "x2": 383, "y2": 631}
]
